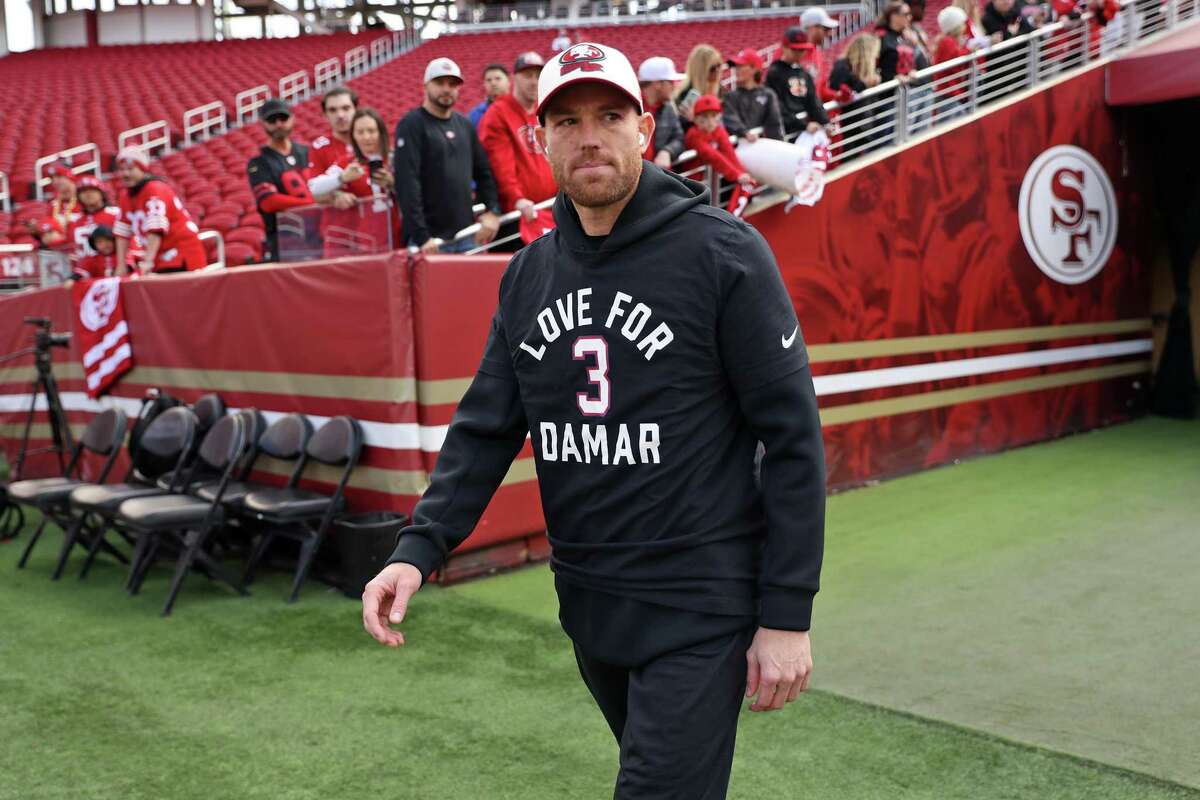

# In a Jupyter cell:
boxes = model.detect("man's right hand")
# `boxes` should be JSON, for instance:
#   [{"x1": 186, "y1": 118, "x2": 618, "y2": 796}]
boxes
[
  {"x1": 341, "y1": 162, "x2": 365, "y2": 184},
  {"x1": 362, "y1": 562, "x2": 424, "y2": 648},
  {"x1": 516, "y1": 198, "x2": 538, "y2": 222},
  {"x1": 419, "y1": 238, "x2": 442, "y2": 255},
  {"x1": 333, "y1": 191, "x2": 357, "y2": 210}
]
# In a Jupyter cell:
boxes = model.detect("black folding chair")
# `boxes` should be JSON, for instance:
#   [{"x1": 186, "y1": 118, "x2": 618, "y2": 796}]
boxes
[
  {"x1": 190, "y1": 409, "x2": 281, "y2": 509},
  {"x1": 241, "y1": 416, "x2": 363, "y2": 603},
  {"x1": 66, "y1": 407, "x2": 199, "y2": 581},
  {"x1": 116, "y1": 413, "x2": 250, "y2": 616},
  {"x1": 11, "y1": 408, "x2": 127, "y2": 570},
  {"x1": 155, "y1": 393, "x2": 226, "y2": 491}
]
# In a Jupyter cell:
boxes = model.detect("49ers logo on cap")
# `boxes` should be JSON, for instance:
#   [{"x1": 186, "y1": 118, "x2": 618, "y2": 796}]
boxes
[{"x1": 560, "y1": 44, "x2": 606, "y2": 75}]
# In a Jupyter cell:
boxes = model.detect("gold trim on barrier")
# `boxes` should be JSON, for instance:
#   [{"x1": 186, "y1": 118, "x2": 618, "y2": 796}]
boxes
[
  {"x1": 818, "y1": 361, "x2": 1149, "y2": 427},
  {"x1": 806, "y1": 319, "x2": 1153, "y2": 363}
]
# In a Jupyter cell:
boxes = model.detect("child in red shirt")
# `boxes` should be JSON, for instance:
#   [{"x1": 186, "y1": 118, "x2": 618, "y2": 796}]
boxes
[{"x1": 683, "y1": 95, "x2": 756, "y2": 189}]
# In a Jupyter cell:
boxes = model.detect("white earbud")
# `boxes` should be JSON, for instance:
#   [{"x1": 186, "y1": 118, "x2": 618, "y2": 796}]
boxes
[
  {"x1": 638, "y1": 133, "x2": 647, "y2": 147},
  {"x1": 543, "y1": 143, "x2": 551, "y2": 155}
]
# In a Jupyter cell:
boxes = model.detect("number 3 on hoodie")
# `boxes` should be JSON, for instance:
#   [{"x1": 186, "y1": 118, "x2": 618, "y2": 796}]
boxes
[{"x1": 573, "y1": 336, "x2": 610, "y2": 416}]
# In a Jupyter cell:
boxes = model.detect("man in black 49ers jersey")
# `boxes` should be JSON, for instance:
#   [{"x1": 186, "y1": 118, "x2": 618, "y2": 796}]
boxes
[
  {"x1": 363, "y1": 43, "x2": 826, "y2": 800},
  {"x1": 247, "y1": 98, "x2": 312, "y2": 262}
]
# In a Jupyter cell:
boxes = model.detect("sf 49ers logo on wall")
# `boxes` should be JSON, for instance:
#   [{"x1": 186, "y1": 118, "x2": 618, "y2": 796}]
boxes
[
  {"x1": 1018, "y1": 145, "x2": 1117, "y2": 285},
  {"x1": 560, "y1": 44, "x2": 606, "y2": 74}
]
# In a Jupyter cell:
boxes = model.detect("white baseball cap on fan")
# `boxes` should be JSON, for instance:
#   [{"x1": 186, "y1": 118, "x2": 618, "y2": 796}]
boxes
[
  {"x1": 537, "y1": 42, "x2": 644, "y2": 119},
  {"x1": 423, "y1": 57, "x2": 463, "y2": 84}
]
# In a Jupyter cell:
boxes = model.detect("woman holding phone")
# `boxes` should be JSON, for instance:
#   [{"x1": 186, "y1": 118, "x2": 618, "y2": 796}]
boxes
[{"x1": 308, "y1": 107, "x2": 402, "y2": 254}]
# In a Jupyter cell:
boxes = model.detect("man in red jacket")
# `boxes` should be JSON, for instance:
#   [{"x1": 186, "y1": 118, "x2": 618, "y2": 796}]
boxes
[
  {"x1": 113, "y1": 146, "x2": 206, "y2": 274},
  {"x1": 480, "y1": 51, "x2": 558, "y2": 239}
]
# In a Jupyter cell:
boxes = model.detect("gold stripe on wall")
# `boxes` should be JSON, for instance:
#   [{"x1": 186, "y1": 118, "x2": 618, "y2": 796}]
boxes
[
  {"x1": 419, "y1": 377, "x2": 475, "y2": 406},
  {"x1": 819, "y1": 361, "x2": 1149, "y2": 427},
  {"x1": 0, "y1": 363, "x2": 84, "y2": 385},
  {"x1": 808, "y1": 319, "x2": 1152, "y2": 364},
  {"x1": 125, "y1": 367, "x2": 416, "y2": 404},
  {"x1": 501, "y1": 456, "x2": 538, "y2": 487},
  {"x1": 254, "y1": 456, "x2": 428, "y2": 497}
]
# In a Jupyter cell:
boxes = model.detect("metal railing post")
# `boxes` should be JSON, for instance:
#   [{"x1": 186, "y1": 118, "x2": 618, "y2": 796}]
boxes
[
  {"x1": 894, "y1": 83, "x2": 909, "y2": 146},
  {"x1": 967, "y1": 57, "x2": 980, "y2": 114},
  {"x1": 1027, "y1": 33, "x2": 1041, "y2": 88}
]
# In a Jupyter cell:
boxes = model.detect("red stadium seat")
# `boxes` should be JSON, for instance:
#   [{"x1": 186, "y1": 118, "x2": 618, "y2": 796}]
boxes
[
  {"x1": 225, "y1": 227, "x2": 264, "y2": 246},
  {"x1": 202, "y1": 212, "x2": 239, "y2": 233},
  {"x1": 224, "y1": 242, "x2": 258, "y2": 266}
]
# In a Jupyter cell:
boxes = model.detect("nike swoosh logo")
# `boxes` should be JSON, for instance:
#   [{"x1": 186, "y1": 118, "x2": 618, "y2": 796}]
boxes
[{"x1": 782, "y1": 325, "x2": 799, "y2": 349}]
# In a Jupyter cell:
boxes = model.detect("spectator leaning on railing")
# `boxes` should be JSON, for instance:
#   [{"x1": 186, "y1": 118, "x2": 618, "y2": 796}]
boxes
[
  {"x1": 394, "y1": 57, "x2": 501, "y2": 255},
  {"x1": 983, "y1": 0, "x2": 1036, "y2": 40},
  {"x1": 65, "y1": 175, "x2": 120, "y2": 276},
  {"x1": 934, "y1": 6, "x2": 974, "y2": 116},
  {"x1": 675, "y1": 43, "x2": 725, "y2": 126},
  {"x1": 722, "y1": 48, "x2": 785, "y2": 142},
  {"x1": 480, "y1": 52, "x2": 558, "y2": 226},
  {"x1": 766, "y1": 28, "x2": 830, "y2": 136},
  {"x1": 113, "y1": 146, "x2": 205, "y2": 274},
  {"x1": 798, "y1": 7, "x2": 842, "y2": 103},
  {"x1": 828, "y1": 34, "x2": 886, "y2": 157},
  {"x1": 684, "y1": 95, "x2": 757, "y2": 193},
  {"x1": 637, "y1": 56, "x2": 687, "y2": 168},
  {"x1": 876, "y1": 2, "x2": 931, "y2": 84},
  {"x1": 247, "y1": 97, "x2": 312, "y2": 262},
  {"x1": 469, "y1": 64, "x2": 510, "y2": 129},
  {"x1": 309, "y1": 107, "x2": 401, "y2": 252}
]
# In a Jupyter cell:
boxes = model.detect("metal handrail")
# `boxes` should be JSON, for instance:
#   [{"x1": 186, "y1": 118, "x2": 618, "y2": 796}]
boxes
[
  {"x1": 279, "y1": 69, "x2": 311, "y2": 105},
  {"x1": 345, "y1": 45, "x2": 369, "y2": 80},
  {"x1": 314, "y1": 57, "x2": 342, "y2": 91},
  {"x1": 198, "y1": 230, "x2": 226, "y2": 271},
  {"x1": 183, "y1": 100, "x2": 228, "y2": 146},
  {"x1": 235, "y1": 85, "x2": 272, "y2": 125},
  {"x1": 34, "y1": 143, "x2": 102, "y2": 200},
  {"x1": 118, "y1": 119, "x2": 172, "y2": 159},
  {"x1": 0, "y1": 171, "x2": 9, "y2": 213}
]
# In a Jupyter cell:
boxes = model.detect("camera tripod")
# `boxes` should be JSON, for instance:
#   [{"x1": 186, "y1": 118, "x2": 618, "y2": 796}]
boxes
[{"x1": 0, "y1": 319, "x2": 73, "y2": 541}]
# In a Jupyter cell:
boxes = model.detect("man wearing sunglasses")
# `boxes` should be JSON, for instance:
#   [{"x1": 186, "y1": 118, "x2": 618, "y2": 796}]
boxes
[{"x1": 247, "y1": 97, "x2": 313, "y2": 262}]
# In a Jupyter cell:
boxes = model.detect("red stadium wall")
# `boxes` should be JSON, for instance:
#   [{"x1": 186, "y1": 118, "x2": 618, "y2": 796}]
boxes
[
  {"x1": 0, "y1": 66, "x2": 1153, "y2": 581},
  {"x1": 752, "y1": 65, "x2": 1152, "y2": 489}
]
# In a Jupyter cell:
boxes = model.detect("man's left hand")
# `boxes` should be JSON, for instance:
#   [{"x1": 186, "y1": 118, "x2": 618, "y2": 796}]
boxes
[{"x1": 745, "y1": 627, "x2": 812, "y2": 712}]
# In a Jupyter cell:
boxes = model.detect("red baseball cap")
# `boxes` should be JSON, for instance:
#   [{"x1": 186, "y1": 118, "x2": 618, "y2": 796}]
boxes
[
  {"x1": 47, "y1": 162, "x2": 75, "y2": 180},
  {"x1": 783, "y1": 26, "x2": 816, "y2": 50},
  {"x1": 692, "y1": 95, "x2": 723, "y2": 115},
  {"x1": 728, "y1": 48, "x2": 765, "y2": 71},
  {"x1": 76, "y1": 175, "x2": 104, "y2": 191}
]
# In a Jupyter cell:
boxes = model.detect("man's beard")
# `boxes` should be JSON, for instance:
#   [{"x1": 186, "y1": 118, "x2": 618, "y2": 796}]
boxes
[
  {"x1": 551, "y1": 148, "x2": 642, "y2": 209},
  {"x1": 429, "y1": 92, "x2": 455, "y2": 109}
]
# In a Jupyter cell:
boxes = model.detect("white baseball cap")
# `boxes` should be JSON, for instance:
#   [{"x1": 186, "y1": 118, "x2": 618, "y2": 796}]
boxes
[
  {"x1": 423, "y1": 57, "x2": 463, "y2": 84},
  {"x1": 116, "y1": 145, "x2": 150, "y2": 171},
  {"x1": 937, "y1": 5, "x2": 968, "y2": 33},
  {"x1": 537, "y1": 42, "x2": 644, "y2": 118},
  {"x1": 800, "y1": 7, "x2": 840, "y2": 28},
  {"x1": 637, "y1": 56, "x2": 686, "y2": 83}
]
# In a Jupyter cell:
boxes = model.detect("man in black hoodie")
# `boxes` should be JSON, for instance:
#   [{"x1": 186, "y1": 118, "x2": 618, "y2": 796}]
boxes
[{"x1": 363, "y1": 42, "x2": 826, "y2": 800}]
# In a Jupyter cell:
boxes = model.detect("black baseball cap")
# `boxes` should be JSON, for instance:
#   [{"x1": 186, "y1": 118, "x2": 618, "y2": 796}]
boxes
[
  {"x1": 783, "y1": 25, "x2": 815, "y2": 49},
  {"x1": 260, "y1": 98, "x2": 292, "y2": 120},
  {"x1": 513, "y1": 51, "x2": 546, "y2": 73}
]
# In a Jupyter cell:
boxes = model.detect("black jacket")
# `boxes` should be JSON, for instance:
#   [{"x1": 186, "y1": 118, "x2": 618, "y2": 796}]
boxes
[
  {"x1": 723, "y1": 85, "x2": 786, "y2": 140},
  {"x1": 246, "y1": 142, "x2": 310, "y2": 262},
  {"x1": 393, "y1": 106, "x2": 501, "y2": 247},
  {"x1": 650, "y1": 100, "x2": 686, "y2": 160},
  {"x1": 389, "y1": 163, "x2": 826, "y2": 650},
  {"x1": 878, "y1": 28, "x2": 931, "y2": 83},
  {"x1": 982, "y1": 1, "x2": 1036, "y2": 39},
  {"x1": 766, "y1": 59, "x2": 830, "y2": 132}
]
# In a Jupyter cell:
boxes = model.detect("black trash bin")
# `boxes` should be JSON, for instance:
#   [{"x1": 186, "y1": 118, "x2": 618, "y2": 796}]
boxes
[{"x1": 333, "y1": 511, "x2": 408, "y2": 598}]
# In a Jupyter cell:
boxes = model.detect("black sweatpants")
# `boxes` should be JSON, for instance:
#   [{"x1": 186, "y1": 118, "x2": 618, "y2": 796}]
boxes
[{"x1": 573, "y1": 626, "x2": 754, "y2": 800}]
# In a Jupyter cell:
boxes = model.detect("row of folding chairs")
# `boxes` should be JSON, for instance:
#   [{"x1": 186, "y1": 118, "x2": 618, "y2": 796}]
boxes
[{"x1": 6, "y1": 392, "x2": 363, "y2": 615}]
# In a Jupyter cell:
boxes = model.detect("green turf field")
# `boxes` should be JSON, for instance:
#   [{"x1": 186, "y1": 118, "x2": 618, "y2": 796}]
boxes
[{"x1": 2, "y1": 417, "x2": 1198, "y2": 799}]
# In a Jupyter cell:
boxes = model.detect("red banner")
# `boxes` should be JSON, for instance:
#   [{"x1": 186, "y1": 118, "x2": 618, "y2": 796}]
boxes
[{"x1": 72, "y1": 277, "x2": 134, "y2": 398}]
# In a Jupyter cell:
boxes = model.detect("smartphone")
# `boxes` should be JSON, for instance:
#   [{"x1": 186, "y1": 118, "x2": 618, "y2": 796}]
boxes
[
  {"x1": 681, "y1": 89, "x2": 701, "y2": 111},
  {"x1": 367, "y1": 155, "x2": 384, "y2": 172}
]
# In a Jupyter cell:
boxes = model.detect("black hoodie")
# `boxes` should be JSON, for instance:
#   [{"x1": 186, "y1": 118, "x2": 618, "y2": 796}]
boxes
[{"x1": 389, "y1": 163, "x2": 825, "y2": 657}]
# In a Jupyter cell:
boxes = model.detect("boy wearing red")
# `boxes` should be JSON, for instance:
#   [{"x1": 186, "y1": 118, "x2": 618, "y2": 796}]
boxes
[
  {"x1": 480, "y1": 52, "x2": 558, "y2": 227},
  {"x1": 113, "y1": 146, "x2": 205, "y2": 274},
  {"x1": 684, "y1": 96, "x2": 755, "y2": 185}
]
